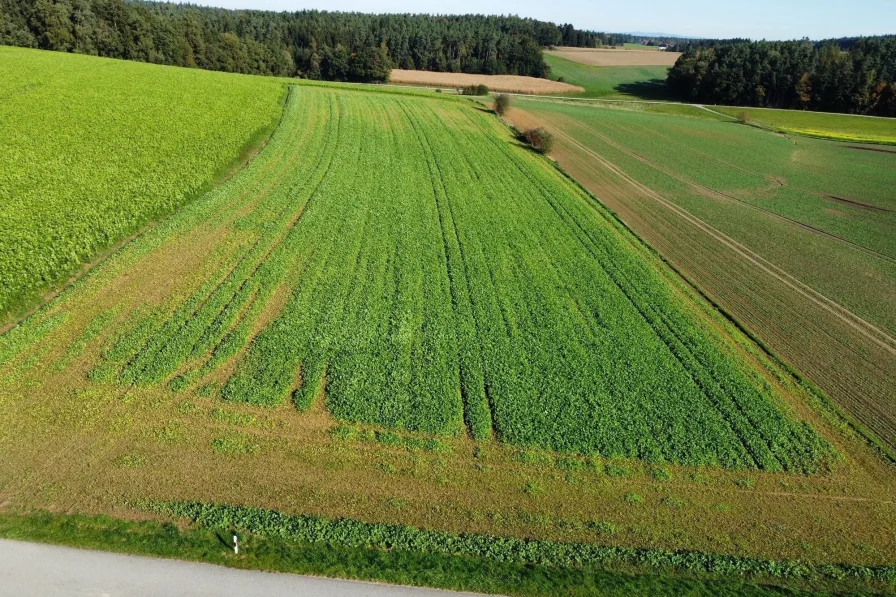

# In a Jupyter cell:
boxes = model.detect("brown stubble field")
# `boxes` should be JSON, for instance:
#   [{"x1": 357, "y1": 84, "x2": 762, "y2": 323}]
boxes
[
  {"x1": 505, "y1": 101, "x2": 896, "y2": 456},
  {"x1": 389, "y1": 69, "x2": 585, "y2": 93},
  {"x1": 546, "y1": 47, "x2": 682, "y2": 66}
]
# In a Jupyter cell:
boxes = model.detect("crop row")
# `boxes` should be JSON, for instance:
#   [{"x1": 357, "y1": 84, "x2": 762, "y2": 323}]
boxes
[{"x1": 96, "y1": 87, "x2": 833, "y2": 470}]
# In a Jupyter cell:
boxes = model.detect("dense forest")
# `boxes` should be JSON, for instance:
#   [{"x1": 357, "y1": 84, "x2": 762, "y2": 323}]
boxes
[
  {"x1": 0, "y1": 0, "x2": 603, "y2": 81},
  {"x1": 668, "y1": 37, "x2": 896, "y2": 116}
]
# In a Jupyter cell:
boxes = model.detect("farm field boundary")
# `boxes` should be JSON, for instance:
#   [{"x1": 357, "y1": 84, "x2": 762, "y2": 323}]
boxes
[
  {"x1": 507, "y1": 101, "x2": 896, "y2": 453},
  {"x1": 0, "y1": 509, "x2": 871, "y2": 597},
  {"x1": 0, "y1": 47, "x2": 288, "y2": 327}
]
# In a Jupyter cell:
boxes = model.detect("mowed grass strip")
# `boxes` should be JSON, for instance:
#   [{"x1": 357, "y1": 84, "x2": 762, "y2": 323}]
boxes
[
  {"x1": 81, "y1": 85, "x2": 835, "y2": 471},
  {"x1": 0, "y1": 47, "x2": 286, "y2": 322}
]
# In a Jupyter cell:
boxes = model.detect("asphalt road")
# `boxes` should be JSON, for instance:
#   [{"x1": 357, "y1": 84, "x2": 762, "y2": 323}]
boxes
[{"x1": 0, "y1": 539, "x2": 490, "y2": 597}]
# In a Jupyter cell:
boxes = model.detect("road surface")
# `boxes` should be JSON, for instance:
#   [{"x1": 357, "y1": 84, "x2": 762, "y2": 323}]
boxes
[{"x1": 0, "y1": 539, "x2": 491, "y2": 596}]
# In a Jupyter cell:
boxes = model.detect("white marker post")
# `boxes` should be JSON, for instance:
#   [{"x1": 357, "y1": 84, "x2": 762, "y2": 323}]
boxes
[{"x1": 233, "y1": 534, "x2": 239, "y2": 555}]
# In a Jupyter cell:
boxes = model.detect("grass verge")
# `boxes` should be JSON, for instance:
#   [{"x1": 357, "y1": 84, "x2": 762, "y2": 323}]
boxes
[{"x1": 0, "y1": 508, "x2": 880, "y2": 596}]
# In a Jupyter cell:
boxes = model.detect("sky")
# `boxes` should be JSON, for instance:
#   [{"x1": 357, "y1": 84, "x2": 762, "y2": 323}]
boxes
[{"x1": 196, "y1": 0, "x2": 896, "y2": 40}]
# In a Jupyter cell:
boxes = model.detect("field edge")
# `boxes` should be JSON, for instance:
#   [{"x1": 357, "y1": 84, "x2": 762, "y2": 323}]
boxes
[{"x1": 0, "y1": 507, "x2": 890, "y2": 597}]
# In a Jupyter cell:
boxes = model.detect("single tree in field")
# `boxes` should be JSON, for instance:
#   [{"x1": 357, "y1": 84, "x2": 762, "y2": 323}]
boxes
[
  {"x1": 525, "y1": 127, "x2": 554, "y2": 154},
  {"x1": 494, "y1": 93, "x2": 511, "y2": 116}
]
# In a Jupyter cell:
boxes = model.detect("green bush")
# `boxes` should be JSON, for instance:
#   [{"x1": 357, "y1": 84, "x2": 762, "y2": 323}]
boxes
[
  {"x1": 494, "y1": 93, "x2": 511, "y2": 115},
  {"x1": 461, "y1": 84, "x2": 489, "y2": 96},
  {"x1": 150, "y1": 502, "x2": 896, "y2": 584}
]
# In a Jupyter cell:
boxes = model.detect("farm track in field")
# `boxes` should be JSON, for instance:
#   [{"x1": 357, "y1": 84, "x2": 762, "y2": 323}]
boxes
[
  {"x1": 114, "y1": 91, "x2": 345, "y2": 389},
  {"x1": 543, "y1": 118, "x2": 895, "y2": 354},
  {"x1": 612, "y1": 119, "x2": 896, "y2": 264},
  {"x1": 507, "y1": 106, "x2": 896, "y2": 451}
]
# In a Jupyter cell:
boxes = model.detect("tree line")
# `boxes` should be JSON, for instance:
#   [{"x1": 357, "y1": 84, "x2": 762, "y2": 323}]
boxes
[
  {"x1": 0, "y1": 0, "x2": 608, "y2": 82},
  {"x1": 668, "y1": 37, "x2": 896, "y2": 116}
]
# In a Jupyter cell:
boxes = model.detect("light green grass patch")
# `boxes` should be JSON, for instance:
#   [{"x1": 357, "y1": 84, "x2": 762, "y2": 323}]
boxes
[{"x1": 545, "y1": 54, "x2": 672, "y2": 100}]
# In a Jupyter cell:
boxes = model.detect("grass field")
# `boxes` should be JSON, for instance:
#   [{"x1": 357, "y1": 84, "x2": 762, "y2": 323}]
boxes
[
  {"x1": 711, "y1": 106, "x2": 896, "y2": 145},
  {"x1": 389, "y1": 69, "x2": 584, "y2": 93},
  {"x1": 0, "y1": 49, "x2": 895, "y2": 595},
  {"x1": 544, "y1": 54, "x2": 673, "y2": 99},
  {"x1": 0, "y1": 47, "x2": 286, "y2": 324},
  {"x1": 508, "y1": 99, "x2": 896, "y2": 453}
]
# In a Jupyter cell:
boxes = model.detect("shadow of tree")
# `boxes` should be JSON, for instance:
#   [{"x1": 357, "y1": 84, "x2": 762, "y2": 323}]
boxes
[{"x1": 614, "y1": 79, "x2": 674, "y2": 101}]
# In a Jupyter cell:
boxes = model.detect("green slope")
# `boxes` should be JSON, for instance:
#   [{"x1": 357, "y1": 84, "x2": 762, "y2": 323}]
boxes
[
  {"x1": 544, "y1": 53, "x2": 673, "y2": 99},
  {"x1": 0, "y1": 47, "x2": 287, "y2": 321}
]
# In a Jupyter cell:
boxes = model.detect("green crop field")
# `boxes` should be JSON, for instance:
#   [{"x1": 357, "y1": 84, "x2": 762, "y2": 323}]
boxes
[
  {"x1": 712, "y1": 106, "x2": 896, "y2": 144},
  {"x1": 0, "y1": 47, "x2": 286, "y2": 322},
  {"x1": 510, "y1": 98, "x2": 896, "y2": 453},
  {"x1": 15, "y1": 84, "x2": 830, "y2": 471},
  {"x1": 1, "y1": 49, "x2": 895, "y2": 596},
  {"x1": 544, "y1": 54, "x2": 673, "y2": 99}
]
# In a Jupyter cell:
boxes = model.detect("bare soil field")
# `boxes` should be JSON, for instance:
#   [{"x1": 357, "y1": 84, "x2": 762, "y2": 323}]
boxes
[
  {"x1": 547, "y1": 47, "x2": 682, "y2": 66},
  {"x1": 389, "y1": 69, "x2": 585, "y2": 94}
]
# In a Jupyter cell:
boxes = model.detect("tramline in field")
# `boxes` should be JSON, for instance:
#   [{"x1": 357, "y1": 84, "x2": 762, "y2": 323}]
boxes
[{"x1": 15, "y1": 85, "x2": 833, "y2": 471}]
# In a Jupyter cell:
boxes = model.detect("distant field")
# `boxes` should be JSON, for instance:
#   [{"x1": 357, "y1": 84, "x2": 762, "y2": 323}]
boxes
[
  {"x1": 389, "y1": 69, "x2": 584, "y2": 93},
  {"x1": 713, "y1": 106, "x2": 896, "y2": 144},
  {"x1": 544, "y1": 54, "x2": 672, "y2": 99},
  {"x1": 548, "y1": 47, "x2": 681, "y2": 66},
  {"x1": 510, "y1": 98, "x2": 896, "y2": 452},
  {"x1": 528, "y1": 98, "x2": 729, "y2": 120},
  {"x1": 0, "y1": 47, "x2": 286, "y2": 324}
]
